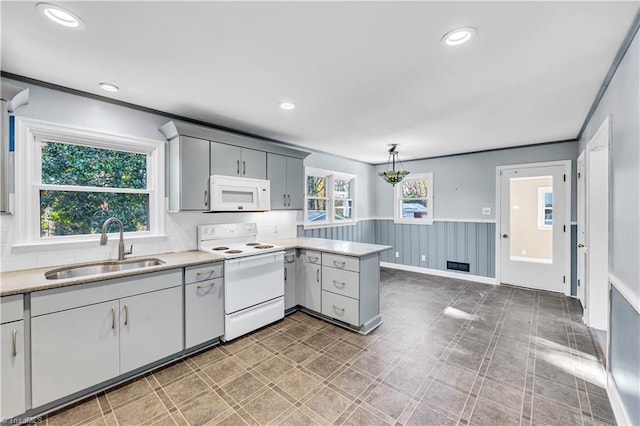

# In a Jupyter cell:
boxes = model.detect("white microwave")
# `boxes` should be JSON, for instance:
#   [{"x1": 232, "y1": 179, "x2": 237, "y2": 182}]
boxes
[{"x1": 209, "y1": 175, "x2": 270, "y2": 212}]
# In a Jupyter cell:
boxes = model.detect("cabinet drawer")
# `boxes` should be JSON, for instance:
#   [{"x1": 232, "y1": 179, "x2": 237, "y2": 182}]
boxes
[
  {"x1": 284, "y1": 250, "x2": 297, "y2": 264},
  {"x1": 185, "y1": 278, "x2": 224, "y2": 348},
  {"x1": 322, "y1": 253, "x2": 359, "y2": 272},
  {"x1": 322, "y1": 267, "x2": 359, "y2": 299},
  {"x1": 1, "y1": 295, "x2": 23, "y2": 324},
  {"x1": 185, "y1": 262, "x2": 224, "y2": 284},
  {"x1": 321, "y1": 291, "x2": 359, "y2": 327},
  {"x1": 301, "y1": 250, "x2": 321, "y2": 264},
  {"x1": 32, "y1": 269, "x2": 182, "y2": 317}
]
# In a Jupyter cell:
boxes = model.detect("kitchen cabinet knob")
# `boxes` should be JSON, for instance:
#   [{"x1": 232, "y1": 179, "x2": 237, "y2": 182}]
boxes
[
  {"x1": 111, "y1": 307, "x2": 116, "y2": 329},
  {"x1": 11, "y1": 329, "x2": 17, "y2": 356},
  {"x1": 578, "y1": 243, "x2": 585, "y2": 248},
  {"x1": 124, "y1": 304, "x2": 129, "y2": 326}
]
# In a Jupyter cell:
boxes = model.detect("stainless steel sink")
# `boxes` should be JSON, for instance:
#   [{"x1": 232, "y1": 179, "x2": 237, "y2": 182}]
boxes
[{"x1": 45, "y1": 258, "x2": 165, "y2": 280}]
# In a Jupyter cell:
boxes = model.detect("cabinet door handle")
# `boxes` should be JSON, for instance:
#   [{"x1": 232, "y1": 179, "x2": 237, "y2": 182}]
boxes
[
  {"x1": 124, "y1": 304, "x2": 129, "y2": 326},
  {"x1": 204, "y1": 189, "x2": 209, "y2": 207},
  {"x1": 285, "y1": 255, "x2": 295, "y2": 263},
  {"x1": 333, "y1": 305, "x2": 345, "y2": 314},
  {"x1": 283, "y1": 194, "x2": 287, "y2": 206},
  {"x1": 237, "y1": 160, "x2": 240, "y2": 174},
  {"x1": 196, "y1": 270, "x2": 217, "y2": 280},
  {"x1": 316, "y1": 268, "x2": 320, "y2": 283},
  {"x1": 284, "y1": 267, "x2": 287, "y2": 281},
  {"x1": 242, "y1": 161, "x2": 246, "y2": 175},
  {"x1": 287, "y1": 194, "x2": 290, "y2": 206},
  {"x1": 111, "y1": 307, "x2": 116, "y2": 329},
  {"x1": 11, "y1": 329, "x2": 17, "y2": 356},
  {"x1": 333, "y1": 280, "x2": 346, "y2": 288},
  {"x1": 333, "y1": 260, "x2": 346, "y2": 268},
  {"x1": 196, "y1": 282, "x2": 215, "y2": 290}
]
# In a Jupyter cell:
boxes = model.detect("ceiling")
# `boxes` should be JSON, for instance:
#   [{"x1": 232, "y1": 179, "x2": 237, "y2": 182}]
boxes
[{"x1": 2, "y1": 1, "x2": 638, "y2": 163}]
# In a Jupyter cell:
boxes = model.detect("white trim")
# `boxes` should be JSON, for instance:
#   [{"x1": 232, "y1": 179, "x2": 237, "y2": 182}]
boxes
[
  {"x1": 495, "y1": 160, "x2": 572, "y2": 296},
  {"x1": 373, "y1": 217, "x2": 497, "y2": 223},
  {"x1": 304, "y1": 167, "x2": 357, "y2": 227},
  {"x1": 509, "y1": 255, "x2": 553, "y2": 264},
  {"x1": 393, "y1": 172, "x2": 434, "y2": 225},
  {"x1": 11, "y1": 234, "x2": 169, "y2": 253},
  {"x1": 380, "y1": 261, "x2": 498, "y2": 285},
  {"x1": 303, "y1": 221, "x2": 358, "y2": 230},
  {"x1": 609, "y1": 273, "x2": 640, "y2": 314},
  {"x1": 14, "y1": 117, "x2": 165, "y2": 246},
  {"x1": 607, "y1": 372, "x2": 632, "y2": 426}
]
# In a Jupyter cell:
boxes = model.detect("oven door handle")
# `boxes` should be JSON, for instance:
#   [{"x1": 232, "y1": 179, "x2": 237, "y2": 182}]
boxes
[{"x1": 225, "y1": 251, "x2": 284, "y2": 268}]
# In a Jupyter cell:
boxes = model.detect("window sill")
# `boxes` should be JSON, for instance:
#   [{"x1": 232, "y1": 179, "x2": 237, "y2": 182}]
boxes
[
  {"x1": 12, "y1": 234, "x2": 169, "y2": 254},
  {"x1": 303, "y1": 221, "x2": 358, "y2": 230},
  {"x1": 393, "y1": 218, "x2": 434, "y2": 225}
]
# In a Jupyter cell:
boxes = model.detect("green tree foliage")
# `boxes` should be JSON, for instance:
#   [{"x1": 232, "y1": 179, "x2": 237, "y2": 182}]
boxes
[{"x1": 40, "y1": 142, "x2": 149, "y2": 237}]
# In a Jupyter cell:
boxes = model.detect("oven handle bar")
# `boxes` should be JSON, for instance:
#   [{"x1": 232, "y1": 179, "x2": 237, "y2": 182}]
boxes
[{"x1": 225, "y1": 250, "x2": 285, "y2": 268}]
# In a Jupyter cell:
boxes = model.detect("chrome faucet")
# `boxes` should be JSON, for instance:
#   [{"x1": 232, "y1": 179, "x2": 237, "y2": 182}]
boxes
[{"x1": 99, "y1": 217, "x2": 133, "y2": 261}]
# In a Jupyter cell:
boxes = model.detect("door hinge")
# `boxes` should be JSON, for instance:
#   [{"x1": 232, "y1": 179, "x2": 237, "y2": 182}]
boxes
[
  {"x1": 577, "y1": 279, "x2": 580, "y2": 287},
  {"x1": 578, "y1": 172, "x2": 581, "y2": 178},
  {"x1": 563, "y1": 275, "x2": 566, "y2": 283},
  {"x1": 563, "y1": 174, "x2": 566, "y2": 182}
]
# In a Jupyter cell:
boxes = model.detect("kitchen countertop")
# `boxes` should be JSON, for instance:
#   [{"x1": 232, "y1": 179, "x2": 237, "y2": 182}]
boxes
[
  {"x1": 0, "y1": 251, "x2": 224, "y2": 296},
  {"x1": 0, "y1": 238, "x2": 392, "y2": 296},
  {"x1": 269, "y1": 237, "x2": 392, "y2": 257}
]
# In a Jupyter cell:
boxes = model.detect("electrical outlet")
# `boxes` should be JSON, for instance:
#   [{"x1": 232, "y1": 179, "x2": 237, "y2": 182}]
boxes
[
  {"x1": 421, "y1": 254, "x2": 426, "y2": 261},
  {"x1": 395, "y1": 251, "x2": 400, "y2": 258}
]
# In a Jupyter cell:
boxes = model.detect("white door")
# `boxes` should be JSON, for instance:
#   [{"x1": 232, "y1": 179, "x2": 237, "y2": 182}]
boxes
[
  {"x1": 577, "y1": 151, "x2": 587, "y2": 307},
  {"x1": 499, "y1": 162, "x2": 570, "y2": 292}
]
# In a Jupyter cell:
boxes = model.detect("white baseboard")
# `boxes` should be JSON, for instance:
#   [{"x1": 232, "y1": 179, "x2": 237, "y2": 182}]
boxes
[
  {"x1": 380, "y1": 262, "x2": 498, "y2": 285},
  {"x1": 607, "y1": 372, "x2": 632, "y2": 426}
]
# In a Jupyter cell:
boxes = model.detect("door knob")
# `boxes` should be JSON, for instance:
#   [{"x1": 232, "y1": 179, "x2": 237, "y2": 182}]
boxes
[
  {"x1": 578, "y1": 243, "x2": 585, "y2": 248},
  {"x1": 502, "y1": 234, "x2": 509, "y2": 239}
]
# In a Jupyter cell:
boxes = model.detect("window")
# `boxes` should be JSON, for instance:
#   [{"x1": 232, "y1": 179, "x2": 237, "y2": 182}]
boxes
[
  {"x1": 15, "y1": 118, "x2": 165, "y2": 246},
  {"x1": 394, "y1": 173, "x2": 433, "y2": 224},
  {"x1": 305, "y1": 167, "x2": 355, "y2": 227},
  {"x1": 537, "y1": 186, "x2": 553, "y2": 230}
]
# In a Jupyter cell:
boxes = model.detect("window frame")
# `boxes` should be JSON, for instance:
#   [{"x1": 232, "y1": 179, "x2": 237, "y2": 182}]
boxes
[
  {"x1": 537, "y1": 186, "x2": 553, "y2": 230},
  {"x1": 304, "y1": 167, "x2": 356, "y2": 229},
  {"x1": 393, "y1": 172, "x2": 434, "y2": 225},
  {"x1": 14, "y1": 118, "x2": 166, "y2": 248}
]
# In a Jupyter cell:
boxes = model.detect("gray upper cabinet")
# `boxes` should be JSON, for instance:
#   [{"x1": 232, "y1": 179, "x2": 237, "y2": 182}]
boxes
[
  {"x1": 169, "y1": 135, "x2": 209, "y2": 212},
  {"x1": 210, "y1": 141, "x2": 266, "y2": 179},
  {"x1": 268, "y1": 154, "x2": 304, "y2": 210}
]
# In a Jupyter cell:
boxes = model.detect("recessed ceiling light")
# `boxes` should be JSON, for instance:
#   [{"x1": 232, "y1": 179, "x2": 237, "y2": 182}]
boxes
[
  {"x1": 279, "y1": 102, "x2": 296, "y2": 110},
  {"x1": 99, "y1": 82, "x2": 119, "y2": 93},
  {"x1": 442, "y1": 27, "x2": 477, "y2": 46},
  {"x1": 36, "y1": 3, "x2": 85, "y2": 29}
]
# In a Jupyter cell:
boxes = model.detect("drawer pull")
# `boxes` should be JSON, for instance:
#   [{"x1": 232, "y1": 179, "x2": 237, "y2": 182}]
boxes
[
  {"x1": 285, "y1": 254, "x2": 295, "y2": 263},
  {"x1": 316, "y1": 268, "x2": 320, "y2": 283},
  {"x1": 333, "y1": 280, "x2": 346, "y2": 288},
  {"x1": 333, "y1": 260, "x2": 346, "y2": 268},
  {"x1": 124, "y1": 304, "x2": 129, "y2": 326},
  {"x1": 284, "y1": 268, "x2": 287, "y2": 281},
  {"x1": 11, "y1": 329, "x2": 17, "y2": 356},
  {"x1": 196, "y1": 270, "x2": 217, "y2": 280},
  {"x1": 197, "y1": 282, "x2": 215, "y2": 290},
  {"x1": 308, "y1": 256, "x2": 319, "y2": 262},
  {"x1": 111, "y1": 307, "x2": 116, "y2": 330},
  {"x1": 333, "y1": 305, "x2": 345, "y2": 315}
]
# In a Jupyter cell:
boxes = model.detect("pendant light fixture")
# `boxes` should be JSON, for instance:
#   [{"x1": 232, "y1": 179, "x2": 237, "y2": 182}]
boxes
[{"x1": 378, "y1": 144, "x2": 409, "y2": 186}]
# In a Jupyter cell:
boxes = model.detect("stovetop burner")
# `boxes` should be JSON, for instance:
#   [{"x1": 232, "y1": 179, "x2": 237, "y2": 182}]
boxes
[
  {"x1": 225, "y1": 250, "x2": 243, "y2": 254},
  {"x1": 212, "y1": 246, "x2": 229, "y2": 251},
  {"x1": 255, "y1": 244, "x2": 274, "y2": 249},
  {"x1": 246, "y1": 242, "x2": 260, "y2": 246}
]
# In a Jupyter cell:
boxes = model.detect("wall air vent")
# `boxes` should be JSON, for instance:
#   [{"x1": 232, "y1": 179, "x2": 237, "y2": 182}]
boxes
[{"x1": 447, "y1": 261, "x2": 470, "y2": 273}]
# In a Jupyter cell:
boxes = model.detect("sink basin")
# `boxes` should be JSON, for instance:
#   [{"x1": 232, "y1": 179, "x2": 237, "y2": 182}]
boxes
[{"x1": 45, "y1": 258, "x2": 165, "y2": 280}]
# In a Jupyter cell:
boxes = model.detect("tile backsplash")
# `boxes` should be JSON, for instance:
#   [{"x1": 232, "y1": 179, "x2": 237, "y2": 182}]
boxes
[{"x1": 0, "y1": 209, "x2": 300, "y2": 272}]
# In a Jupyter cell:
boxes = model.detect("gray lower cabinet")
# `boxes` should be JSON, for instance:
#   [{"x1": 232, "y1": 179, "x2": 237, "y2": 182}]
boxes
[
  {"x1": 30, "y1": 270, "x2": 183, "y2": 407},
  {"x1": 284, "y1": 250, "x2": 297, "y2": 310},
  {"x1": 185, "y1": 262, "x2": 224, "y2": 348},
  {"x1": 298, "y1": 250, "x2": 322, "y2": 312},
  {"x1": 267, "y1": 154, "x2": 304, "y2": 210},
  {"x1": 169, "y1": 135, "x2": 210, "y2": 212},
  {"x1": 1, "y1": 294, "x2": 25, "y2": 420},
  {"x1": 210, "y1": 141, "x2": 266, "y2": 179}
]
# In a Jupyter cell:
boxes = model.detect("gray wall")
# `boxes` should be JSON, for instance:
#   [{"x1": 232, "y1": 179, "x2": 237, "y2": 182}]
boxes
[
  {"x1": 373, "y1": 141, "x2": 579, "y2": 221},
  {"x1": 578, "y1": 21, "x2": 639, "y2": 426}
]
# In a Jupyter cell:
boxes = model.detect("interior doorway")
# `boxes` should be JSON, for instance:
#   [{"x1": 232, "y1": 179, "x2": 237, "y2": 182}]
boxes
[
  {"x1": 497, "y1": 161, "x2": 571, "y2": 293},
  {"x1": 577, "y1": 116, "x2": 610, "y2": 337}
]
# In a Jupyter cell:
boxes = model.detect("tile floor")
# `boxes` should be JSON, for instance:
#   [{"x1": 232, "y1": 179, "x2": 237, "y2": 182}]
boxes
[{"x1": 42, "y1": 268, "x2": 615, "y2": 425}]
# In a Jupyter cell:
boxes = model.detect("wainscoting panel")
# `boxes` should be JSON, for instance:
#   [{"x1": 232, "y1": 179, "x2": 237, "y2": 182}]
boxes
[{"x1": 304, "y1": 220, "x2": 496, "y2": 278}]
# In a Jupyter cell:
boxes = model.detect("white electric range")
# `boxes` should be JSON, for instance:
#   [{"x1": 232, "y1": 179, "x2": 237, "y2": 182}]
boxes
[{"x1": 197, "y1": 223, "x2": 285, "y2": 341}]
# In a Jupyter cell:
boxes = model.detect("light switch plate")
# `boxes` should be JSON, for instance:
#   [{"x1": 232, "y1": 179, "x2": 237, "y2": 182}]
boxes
[{"x1": 482, "y1": 207, "x2": 491, "y2": 215}]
